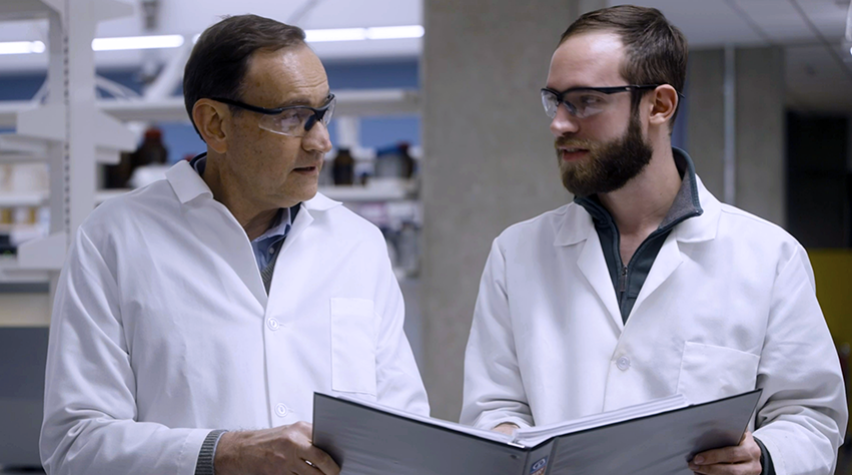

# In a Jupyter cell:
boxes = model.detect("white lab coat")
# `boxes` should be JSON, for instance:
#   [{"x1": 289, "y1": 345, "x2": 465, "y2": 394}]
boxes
[
  {"x1": 40, "y1": 160, "x2": 429, "y2": 475},
  {"x1": 461, "y1": 177, "x2": 847, "y2": 475}
]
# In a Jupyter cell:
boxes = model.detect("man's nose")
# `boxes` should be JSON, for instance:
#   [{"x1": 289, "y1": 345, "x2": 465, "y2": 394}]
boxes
[
  {"x1": 302, "y1": 121, "x2": 332, "y2": 154},
  {"x1": 549, "y1": 103, "x2": 580, "y2": 137}
]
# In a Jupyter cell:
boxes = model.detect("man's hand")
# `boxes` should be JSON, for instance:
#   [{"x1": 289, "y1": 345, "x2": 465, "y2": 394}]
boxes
[
  {"x1": 492, "y1": 422, "x2": 519, "y2": 436},
  {"x1": 214, "y1": 421, "x2": 340, "y2": 475},
  {"x1": 688, "y1": 431, "x2": 762, "y2": 475}
]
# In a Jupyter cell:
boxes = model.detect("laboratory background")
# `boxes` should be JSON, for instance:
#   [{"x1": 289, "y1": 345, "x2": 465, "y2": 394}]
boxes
[{"x1": 0, "y1": 0, "x2": 851, "y2": 472}]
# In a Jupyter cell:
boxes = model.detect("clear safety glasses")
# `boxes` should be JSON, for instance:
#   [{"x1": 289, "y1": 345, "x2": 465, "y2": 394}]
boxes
[
  {"x1": 211, "y1": 94, "x2": 337, "y2": 137},
  {"x1": 540, "y1": 85, "x2": 661, "y2": 119}
]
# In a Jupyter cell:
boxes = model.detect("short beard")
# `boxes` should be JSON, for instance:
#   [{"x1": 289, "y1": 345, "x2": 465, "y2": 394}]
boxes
[{"x1": 556, "y1": 113, "x2": 653, "y2": 198}]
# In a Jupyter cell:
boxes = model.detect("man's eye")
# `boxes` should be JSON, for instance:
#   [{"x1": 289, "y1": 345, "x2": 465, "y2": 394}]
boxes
[
  {"x1": 276, "y1": 110, "x2": 302, "y2": 125},
  {"x1": 579, "y1": 95, "x2": 602, "y2": 105}
]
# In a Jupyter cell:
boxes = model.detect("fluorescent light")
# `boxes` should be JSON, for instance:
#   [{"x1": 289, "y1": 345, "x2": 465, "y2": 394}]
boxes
[
  {"x1": 0, "y1": 41, "x2": 45, "y2": 55},
  {"x1": 92, "y1": 34, "x2": 184, "y2": 51},
  {"x1": 304, "y1": 25, "x2": 424, "y2": 43},
  {"x1": 305, "y1": 28, "x2": 367, "y2": 43},
  {"x1": 366, "y1": 26, "x2": 424, "y2": 40},
  {"x1": 0, "y1": 24, "x2": 424, "y2": 56}
]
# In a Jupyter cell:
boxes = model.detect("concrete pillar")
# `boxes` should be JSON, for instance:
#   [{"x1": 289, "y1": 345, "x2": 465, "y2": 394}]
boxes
[
  {"x1": 735, "y1": 47, "x2": 786, "y2": 227},
  {"x1": 686, "y1": 46, "x2": 786, "y2": 226},
  {"x1": 421, "y1": 0, "x2": 605, "y2": 421},
  {"x1": 686, "y1": 49, "x2": 725, "y2": 198}
]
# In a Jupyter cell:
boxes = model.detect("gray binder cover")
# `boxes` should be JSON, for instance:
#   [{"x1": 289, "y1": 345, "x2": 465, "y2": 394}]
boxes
[{"x1": 313, "y1": 389, "x2": 762, "y2": 475}]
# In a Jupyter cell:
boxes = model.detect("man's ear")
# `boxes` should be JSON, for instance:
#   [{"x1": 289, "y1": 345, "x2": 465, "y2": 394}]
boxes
[
  {"x1": 192, "y1": 99, "x2": 230, "y2": 154},
  {"x1": 648, "y1": 85, "x2": 678, "y2": 128}
]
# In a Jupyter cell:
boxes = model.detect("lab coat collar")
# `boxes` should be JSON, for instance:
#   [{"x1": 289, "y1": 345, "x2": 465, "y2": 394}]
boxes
[
  {"x1": 165, "y1": 157, "x2": 342, "y2": 212},
  {"x1": 672, "y1": 176, "x2": 720, "y2": 243},
  {"x1": 553, "y1": 167, "x2": 722, "y2": 248},
  {"x1": 553, "y1": 204, "x2": 592, "y2": 247},
  {"x1": 166, "y1": 159, "x2": 213, "y2": 204}
]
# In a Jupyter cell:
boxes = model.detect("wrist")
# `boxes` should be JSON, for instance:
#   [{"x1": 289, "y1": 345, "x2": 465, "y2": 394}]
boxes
[
  {"x1": 214, "y1": 431, "x2": 242, "y2": 475},
  {"x1": 195, "y1": 429, "x2": 228, "y2": 475}
]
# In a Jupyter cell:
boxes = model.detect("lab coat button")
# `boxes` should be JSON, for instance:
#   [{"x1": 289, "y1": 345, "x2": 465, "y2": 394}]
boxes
[
  {"x1": 275, "y1": 403, "x2": 288, "y2": 417},
  {"x1": 616, "y1": 356, "x2": 630, "y2": 371},
  {"x1": 267, "y1": 318, "x2": 280, "y2": 331}
]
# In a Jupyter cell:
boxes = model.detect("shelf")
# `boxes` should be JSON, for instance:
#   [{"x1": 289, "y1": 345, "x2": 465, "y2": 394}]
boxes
[
  {"x1": 0, "y1": 0, "x2": 135, "y2": 287},
  {"x1": 0, "y1": 88, "x2": 421, "y2": 127},
  {"x1": 320, "y1": 181, "x2": 418, "y2": 202},
  {"x1": 0, "y1": 133, "x2": 52, "y2": 156},
  {"x1": 1, "y1": 106, "x2": 132, "y2": 165},
  {"x1": 0, "y1": 191, "x2": 48, "y2": 207},
  {"x1": 333, "y1": 89, "x2": 420, "y2": 117},
  {"x1": 0, "y1": 129, "x2": 57, "y2": 164},
  {"x1": 99, "y1": 97, "x2": 189, "y2": 123},
  {"x1": 99, "y1": 89, "x2": 420, "y2": 122},
  {"x1": 89, "y1": 184, "x2": 419, "y2": 205},
  {"x1": 0, "y1": 189, "x2": 124, "y2": 206},
  {"x1": 0, "y1": 0, "x2": 131, "y2": 24},
  {"x1": 0, "y1": 101, "x2": 35, "y2": 129},
  {"x1": 15, "y1": 231, "x2": 66, "y2": 270},
  {"x1": 0, "y1": 0, "x2": 62, "y2": 21},
  {"x1": 0, "y1": 182, "x2": 417, "y2": 209},
  {"x1": 0, "y1": 256, "x2": 51, "y2": 284},
  {"x1": 0, "y1": 152, "x2": 46, "y2": 163}
]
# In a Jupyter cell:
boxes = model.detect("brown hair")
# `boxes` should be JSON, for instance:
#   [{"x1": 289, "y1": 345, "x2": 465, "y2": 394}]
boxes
[
  {"x1": 560, "y1": 5, "x2": 688, "y2": 125},
  {"x1": 183, "y1": 14, "x2": 307, "y2": 137}
]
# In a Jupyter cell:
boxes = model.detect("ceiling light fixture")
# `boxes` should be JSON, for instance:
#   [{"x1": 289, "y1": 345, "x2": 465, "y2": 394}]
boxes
[
  {"x1": 305, "y1": 25, "x2": 424, "y2": 43},
  {"x1": 1, "y1": 24, "x2": 423, "y2": 56},
  {"x1": 365, "y1": 25, "x2": 424, "y2": 40},
  {"x1": 92, "y1": 34, "x2": 184, "y2": 51},
  {"x1": 0, "y1": 41, "x2": 46, "y2": 55},
  {"x1": 305, "y1": 28, "x2": 368, "y2": 42}
]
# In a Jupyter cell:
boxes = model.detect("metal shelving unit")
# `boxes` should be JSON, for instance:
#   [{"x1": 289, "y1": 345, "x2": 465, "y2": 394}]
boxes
[
  {"x1": 0, "y1": 88, "x2": 421, "y2": 128},
  {"x1": 0, "y1": 0, "x2": 135, "y2": 285},
  {"x1": 0, "y1": 3, "x2": 423, "y2": 287}
]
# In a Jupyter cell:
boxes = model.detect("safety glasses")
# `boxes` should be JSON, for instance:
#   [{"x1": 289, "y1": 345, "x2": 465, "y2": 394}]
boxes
[{"x1": 211, "y1": 94, "x2": 337, "y2": 137}]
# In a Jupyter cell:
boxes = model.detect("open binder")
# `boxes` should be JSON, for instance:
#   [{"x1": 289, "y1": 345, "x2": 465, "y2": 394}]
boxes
[{"x1": 313, "y1": 389, "x2": 762, "y2": 475}]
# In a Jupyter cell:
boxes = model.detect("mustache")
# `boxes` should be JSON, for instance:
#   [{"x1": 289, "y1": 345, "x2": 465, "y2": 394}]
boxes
[{"x1": 554, "y1": 137, "x2": 597, "y2": 150}]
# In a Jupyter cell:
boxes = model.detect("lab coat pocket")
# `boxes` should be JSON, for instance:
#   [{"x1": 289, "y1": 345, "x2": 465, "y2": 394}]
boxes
[
  {"x1": 330, "y1": 298, "x2": 378, "y2": 396},
  {"x1": 677, "y1": 341, "x2": 759, "y2": 404}
]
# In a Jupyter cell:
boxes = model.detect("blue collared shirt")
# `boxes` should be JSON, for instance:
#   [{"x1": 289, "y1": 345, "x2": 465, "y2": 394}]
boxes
[{"x1": 189, "y1": 154, "x2": 292, "y2": 271}]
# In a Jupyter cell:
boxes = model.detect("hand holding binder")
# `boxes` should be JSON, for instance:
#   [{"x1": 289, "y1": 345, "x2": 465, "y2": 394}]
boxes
[
  {"x1": 312, "y1": 389, "x2": 762, "y2": 475},
  {"x1": 688, "y1": 430, "x2": 763, "y2": 475}
]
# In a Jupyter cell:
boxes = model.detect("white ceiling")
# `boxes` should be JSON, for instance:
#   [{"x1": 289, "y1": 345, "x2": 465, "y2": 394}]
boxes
[
  {"x1": 613, "y1": 0, "x2": 852, "y2": 113},
  {"x1": 0, "y1": 0, "x2": 850, "y2": 112},
  {"x1": 621, "y1": 0, "x2": 847, "y2": 46},
  {"x1": 0, "y1": 0, "x2": 422, "y2": 71}
]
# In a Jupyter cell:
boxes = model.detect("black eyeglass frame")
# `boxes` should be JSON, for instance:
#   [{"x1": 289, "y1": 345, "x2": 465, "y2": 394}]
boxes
[
  {"x1": 210, "y1": 94, "x2": 336, "y2": 132},
  {"x1": 541, "y1": 84, "x2": 683, "y2": 117}
]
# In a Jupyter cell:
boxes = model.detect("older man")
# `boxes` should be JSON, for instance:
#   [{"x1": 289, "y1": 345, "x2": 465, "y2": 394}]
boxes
[
  {"x1": 40, "y1": 14, "x2": 428, "y2": 475},
  {"x1": 461, "y1": 6, "x2": 846, "y2": 475}
]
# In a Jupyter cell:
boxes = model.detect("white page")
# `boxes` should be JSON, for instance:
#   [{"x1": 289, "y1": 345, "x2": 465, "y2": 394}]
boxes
[
  {"x1": 335, "y1": 394, "x2": 514, "y2": 444},
  {"x1": 513, "y1": 394, "x2": 688, "y2": 447}
]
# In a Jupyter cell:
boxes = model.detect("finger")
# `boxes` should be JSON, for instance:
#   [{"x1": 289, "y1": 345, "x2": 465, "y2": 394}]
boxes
[
  {"x1": 302, "y1": 447, "x2": 340, "y2": 475},
  {"x1": 692, "y1": 446, "x2": 753, "y2": 465},
  {"x1": 292, "y1": 421, "x2": 314, "y2": 438},
  {"x1": 290, "y1": 459, "x2": 332, "y2": 475},
  {"x1": 687, "y1": 460, "x2": 762, "y2": 475}
]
